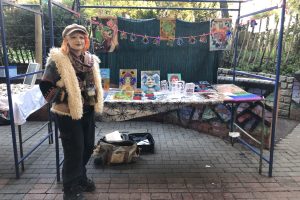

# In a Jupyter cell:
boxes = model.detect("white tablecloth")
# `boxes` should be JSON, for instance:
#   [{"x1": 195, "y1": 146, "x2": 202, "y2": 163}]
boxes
[{"x1": 0, "y1": 84, "x2": 46, "y2": 125}]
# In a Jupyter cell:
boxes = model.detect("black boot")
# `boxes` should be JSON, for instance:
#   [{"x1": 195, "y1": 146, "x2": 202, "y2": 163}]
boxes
[
  {"x1": 63, "y1": 185, "x2": 85, "y2": 200},
  {"x1": 80, "y1": 178, "x2": 96, "y2": 192}
]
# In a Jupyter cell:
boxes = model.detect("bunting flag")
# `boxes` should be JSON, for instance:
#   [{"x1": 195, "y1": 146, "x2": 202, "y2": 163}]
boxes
[{"x1": 89, "y1": 18, "x2": 232, "y2": 49}]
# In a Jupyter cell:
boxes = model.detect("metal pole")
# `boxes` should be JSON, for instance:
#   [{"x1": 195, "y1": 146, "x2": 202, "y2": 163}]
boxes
[
  {"x1": 239, "y1": 6, "x2": 279, "y2": 19},
  {"x1": 48, "y1": 0, "x2": 54, "y2": 48},
  {"x1": 269, "y1": 0, "x2": 286, "y2": 177},
  {"x1": 76, "y1": 0, "x2": 81, "y2": 24},
  {"x1": 230, "y1": 2, "x2": 241, "y2": 132},
  {"x1": 259, "y1": 101, "x2": 265, "y2": 174},
  {"x1": 233, "y1": 2, "x2": 241, "y2": 83},
  {"x1": 0, "y1": 0, "x2": 20, "y2": 178},
  {"x1": 80, "y1": 5, "x2": 239, "y2": 11},
  {"x1": 41, "y1": 0, "x2": 47, "y2": 66}
]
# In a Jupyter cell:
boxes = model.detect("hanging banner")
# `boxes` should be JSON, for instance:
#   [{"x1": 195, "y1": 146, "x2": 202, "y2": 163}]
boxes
[
  {"x1": 209, "y1": 18, "x2": 232, "y2": 51},
  {"x1": 160, "y1": 18, "x2": 176, "y2": 40},
  {"x1": 91, "y1": 16, "x2": 119, "y2": 53}
]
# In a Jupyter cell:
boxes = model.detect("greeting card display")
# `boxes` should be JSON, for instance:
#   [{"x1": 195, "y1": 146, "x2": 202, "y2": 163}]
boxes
[
  {"x1": 119, "y1": 69, "x2": 137, "y2": 91},
  {"x1": 195, "y1": 81, "x2": 216, "y2": 93},
  {"x1": 167, "y1": 73, "x2": 181, "y2": 84},
  {"x1": 185, "y1": 83, "x2": 195, "y2": 96},
  {"x1": 100, "y1": 68, "x2": 110, "y2": 91},
  {"x1": 141, "y1": 71, "x2": 160, "y2": 93},
  {"x1": 160, "y1": 80, "x2": 169, "y2": 91}
]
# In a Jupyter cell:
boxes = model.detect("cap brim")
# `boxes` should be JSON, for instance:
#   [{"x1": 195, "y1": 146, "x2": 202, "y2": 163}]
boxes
[{"x1": 66, "y1": 29, "x2": 87, "y2": 36}]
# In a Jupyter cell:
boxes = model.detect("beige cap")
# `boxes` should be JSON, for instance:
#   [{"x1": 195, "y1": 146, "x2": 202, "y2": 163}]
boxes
[{"x1": 62, "y1": 23, "x2": 88, "y2": 38}]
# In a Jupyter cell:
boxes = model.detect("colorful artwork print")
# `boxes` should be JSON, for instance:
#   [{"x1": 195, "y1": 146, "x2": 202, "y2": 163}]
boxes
[
  {"x1": 119, "y1": 69, "x2": 137, "y2": 91},
  {"x1": 160, "y1": 18, "x2": 176, "y2": 40},
  {"x1": 141, "y1": 71, "x2": 161, "y2": 93},
  {"x1": 167, "y1": 73, "x2": 181, "y2": 84},
  {"x1": 91, "y1": 16, "x2": 118, "y2": 53},
  {"x1": 209, "y1": 18, "x2": 232, "y2": 51},
  {"x1": 100, "y1": 68, "x2": 110, "y2": 91}
]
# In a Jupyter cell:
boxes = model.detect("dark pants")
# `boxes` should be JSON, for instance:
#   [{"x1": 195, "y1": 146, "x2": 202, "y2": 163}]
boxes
[{"x1": 55, "y1": 110, "x2": 95, "y2": 189}]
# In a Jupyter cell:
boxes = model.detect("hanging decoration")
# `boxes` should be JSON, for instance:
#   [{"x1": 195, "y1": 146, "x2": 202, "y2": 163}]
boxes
[
  {"x1": 209, "y1": 18, "x2": 233, "y2": 51},
  {"x1": 91, "y1": 16, "x2": 119, "y2": 53},
  {"x1": 89, "y1": 18, "x2": 232, "y2": 50},
  {"x1": 160, "y1": 18, "x2": 176, "y2": 40},
  {"x1": 188, "y1": 36, "x2": 196, "y2": 45},
  {"x1": 167, "y1": 39, "x2": 175, "y2": 47},
  {"x1": 120, "y1": 31, "x2": 127, "y2": 40},
  {"x1": 176, "y1": 37, "x2": 184, "y2": 46},
  {"x1": 142, "y1": 35, "x2": 150, "y2": 45},
  {"x1": 199, "y1": 35, "x2": 207, "y2": 43},
  {"x1": 250, "y1": 19, "x2": 258, "y2": 27},
  {"x1": 129, "y1": 33, "x2": 137, "y2": 42},
  {"x1": 153, "y1": 37, "x2": 161, "y2": 46}
]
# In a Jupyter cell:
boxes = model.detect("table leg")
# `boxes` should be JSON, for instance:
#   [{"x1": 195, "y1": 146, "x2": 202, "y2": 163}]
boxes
[{"x1": 18, "y1": 125, "x2": 24, "y2": 171}]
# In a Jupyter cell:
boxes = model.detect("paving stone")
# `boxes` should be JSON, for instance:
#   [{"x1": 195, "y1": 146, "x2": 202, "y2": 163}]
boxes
[{"x1": 1, "y1": 121, "x2": 300, "y2": 199}]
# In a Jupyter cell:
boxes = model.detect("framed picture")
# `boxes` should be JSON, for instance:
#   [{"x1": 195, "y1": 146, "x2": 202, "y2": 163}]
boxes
[
  {"x1": 141, "y1": 71, "x2": 160, "y2": 93},
  {"x1": 23, "y1": 63, "x2": 40, "y2": 86},
  {"x1": 160, "y1": 18, "x2": 176, "y2": 40},
  {"x1": 119, "y1": 69, "x2": 137, "y2": 91},
  {"x1": 167, "y1": 73, "x2": 181, "y2": 84},
  {"x1": 100, "y1": 68, "x2": 110, "y2": 91},
  {"x1": 209, "y1": 18, "x2": 232, "y2": 51},
  {"x1": 91, "y1": 16, "x2": 118, "y2": 53}
]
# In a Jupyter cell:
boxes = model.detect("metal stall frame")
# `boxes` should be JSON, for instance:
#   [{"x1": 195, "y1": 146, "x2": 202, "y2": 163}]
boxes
[
  {"x1": 231, "y1": 1, "x2": 286, "y2": 177},
  {"x1": 47, "y1": 0, "x2": 285, "y2": 179},
  {"x1": 0, "y1": 0, "x2": 53, "y2": 178}
]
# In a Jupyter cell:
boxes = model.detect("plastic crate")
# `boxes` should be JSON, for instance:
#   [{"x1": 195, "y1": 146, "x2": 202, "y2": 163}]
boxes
[{"x1": 128, "y1": 132, "x2": 155, "y2": 153}]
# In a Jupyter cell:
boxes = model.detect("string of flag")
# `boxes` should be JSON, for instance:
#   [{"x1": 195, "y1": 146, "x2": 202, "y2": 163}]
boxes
[{"x1": 89, "y1": 18, "x2": 232, "y2": 46}]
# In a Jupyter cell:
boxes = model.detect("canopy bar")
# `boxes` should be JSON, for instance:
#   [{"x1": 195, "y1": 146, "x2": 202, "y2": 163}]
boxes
[
  {"x1": 239, "y1": 5, "x2": 280, "y2": 19},
  {"x1": 91, "y1": 0, "x2": 248, "y2": 2},
  {"x1": 52, "y1": 1, "x2": 80, "y2": 16},
  {"x1": 2, "y1": 0, "x2": 42, "y2": 15},
  {"x1": 80, "y1": 5, "x2": 240, "y2": 11}
]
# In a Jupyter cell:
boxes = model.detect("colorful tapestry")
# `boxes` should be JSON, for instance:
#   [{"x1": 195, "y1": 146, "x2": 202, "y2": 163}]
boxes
[
  {"x1": 160, "y1": 18, "x2": 176, "y2": 40},
  {"x1": 100, "y1": 68, "x2": 110, "y2": 91},
  {"x1": 119, "y1": 69, "x2": 137, "y2": 91},
  {"x1": 141, "y1": 71, "x2": 161, "y2": 93},
  {"x1": 91, "y1": 16, "x2": 118, "y2": 53},
  {"x1": 209, "y1": 18, "x2": 232, "y2": 51}
]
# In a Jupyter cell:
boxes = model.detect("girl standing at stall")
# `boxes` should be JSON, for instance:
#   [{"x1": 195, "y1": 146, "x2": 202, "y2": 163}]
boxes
[{"x1": 39, "y1": 24, "x2": 103, "y2": 200}]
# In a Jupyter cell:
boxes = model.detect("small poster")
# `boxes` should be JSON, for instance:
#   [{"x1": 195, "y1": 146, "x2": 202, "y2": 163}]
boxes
[
  {"x1": 141, "y1": 71, "x2": 161, "y2": 93},
  {"x1": 119, "y1": 69, "x2": 137, "y2": 91},
  {"x1": 167, "y1": 73, "x2": 181, "y2": 84},
  {"x1": 209, "y1": 18, "x2": 232, "y2": 51},
  {"x1": 160, "y1": 18, "x2": 176, "y2": 40},
  {"x1": 91, "y1": 16, "x2": 118, "y2": 53},
  {"x1": 100, "y1": 68, "x2": 110, "y2": 91}
]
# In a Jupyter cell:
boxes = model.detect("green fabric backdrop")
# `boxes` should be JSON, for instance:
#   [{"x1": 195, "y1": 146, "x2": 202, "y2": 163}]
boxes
[{"x1": 97, "y1": 17, "x2": 221, "y2": 87}]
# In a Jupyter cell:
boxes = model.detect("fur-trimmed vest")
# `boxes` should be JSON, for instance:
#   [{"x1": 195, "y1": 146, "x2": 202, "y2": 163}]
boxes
[{"x1": 48, "y1": 48, "x2": 103, "y2": 119}]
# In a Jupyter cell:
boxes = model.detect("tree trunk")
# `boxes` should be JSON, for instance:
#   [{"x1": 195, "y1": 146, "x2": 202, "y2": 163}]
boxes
[{"x1": 220, "y1": 2, "x2": 229, "y2": 18}]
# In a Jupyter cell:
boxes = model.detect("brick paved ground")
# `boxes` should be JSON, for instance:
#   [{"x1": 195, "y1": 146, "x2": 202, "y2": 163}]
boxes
[{"x1": 1, "y1": 121, "x2": 300, "y2": 199}]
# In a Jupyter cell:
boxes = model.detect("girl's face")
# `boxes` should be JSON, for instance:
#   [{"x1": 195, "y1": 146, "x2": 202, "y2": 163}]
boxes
[{"x1": 66, "y1": 32, "x2": 85, "y2": 52}]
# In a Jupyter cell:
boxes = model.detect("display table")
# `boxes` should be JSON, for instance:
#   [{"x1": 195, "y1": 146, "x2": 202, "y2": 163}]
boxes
[
  {"x1": 0, "y1": 84, "x2": 46, "y2": 125},
  {"x1": 102, "y1": 84, "x2": 262, "y2": 122}
]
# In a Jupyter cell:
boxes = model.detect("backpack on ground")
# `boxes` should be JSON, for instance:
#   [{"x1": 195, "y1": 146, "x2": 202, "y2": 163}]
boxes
[{"x1": 93, "y1": 137, "x2": 140, "y2": 165}]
